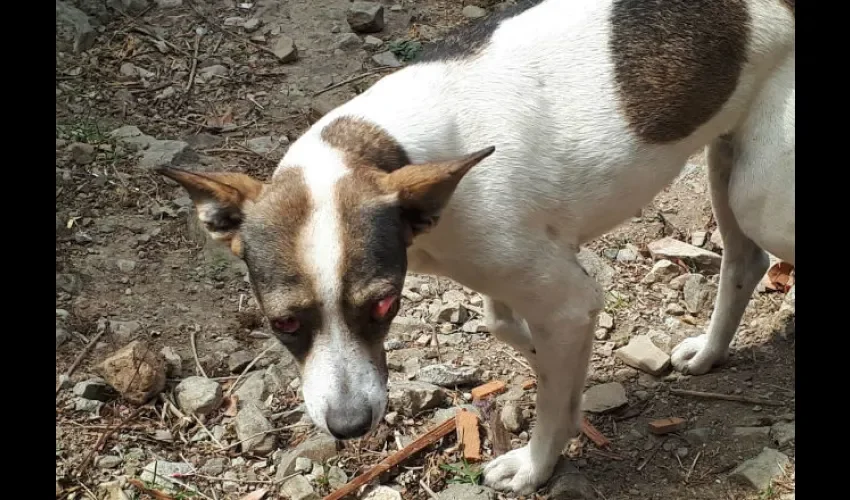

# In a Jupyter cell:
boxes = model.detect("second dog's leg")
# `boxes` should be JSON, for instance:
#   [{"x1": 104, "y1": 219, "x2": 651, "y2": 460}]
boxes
[
  {"x1": 483, "y1": 259, "x2": 601, "y2": 494},
  {"x1": 671, "y1": 138, "x2": 769, "y2": 375},
  {"x1": 484, "y1": 296, "x2": 538, "y2": 372}
]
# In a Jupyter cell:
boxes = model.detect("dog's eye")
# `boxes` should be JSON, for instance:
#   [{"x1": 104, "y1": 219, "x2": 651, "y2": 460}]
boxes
[
  {"x1": 271, "y1": 316, "x2": 300, "y2": 334},
  {"x1": 371, "y1": 294, "x2": 399, "y2": 321}
]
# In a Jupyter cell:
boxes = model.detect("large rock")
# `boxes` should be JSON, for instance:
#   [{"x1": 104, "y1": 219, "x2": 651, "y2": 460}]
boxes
[
  {"x1": 729, "y1": 448, "x2": 790, "y2": 491},
  {"x1": 615, "y1": 336, "x2": 671, "y2": 376},
  {"x1": 275, "y1": 433, "x2": 339, "y2": 478},
  {"x1": 388, "y1": 381, "x2": 447, "y2": 416},
  {"x1": 96, "y1": 341, "x2": 166, "y2": 405},
  {"x1": 418, "y1": 364, "x2": 482, "y2": 387},
  {"x1": 346, "y1": 2, "x2": 385, "y2": 33},
  {"x1": 648, "y1": 237, "x2": 722, "y2": 273},
  {"x1": 175, "y1": 376, "x2": 222, "y2": 415},
  {"x1": 56, "y1": 0, "x2": 96, "y2": 54},
  {"x1": 581, "y1": 382, "x2": 627, "y2": 414},
  {"x1": 234, "y1": 403, "x2": 276, "y2": 455}
]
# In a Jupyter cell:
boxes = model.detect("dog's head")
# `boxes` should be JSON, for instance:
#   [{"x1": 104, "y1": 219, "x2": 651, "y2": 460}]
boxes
[{"x1": 158, "y1": 121, "x2": 493, "y2": 439}]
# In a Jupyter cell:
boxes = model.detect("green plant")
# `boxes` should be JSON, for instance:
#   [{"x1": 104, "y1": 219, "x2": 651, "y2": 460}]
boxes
[
  {"x1": 440, "y1": 459, "x2": 482, "y2": 485},
  {"x1": 388, "y1": 39, "x2": 423, "y2": 62}
]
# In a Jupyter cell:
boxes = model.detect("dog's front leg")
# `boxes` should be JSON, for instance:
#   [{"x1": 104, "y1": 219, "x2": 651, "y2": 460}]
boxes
[{"x1": 483, "y1": 261, "x2": 601, "y2": 494}]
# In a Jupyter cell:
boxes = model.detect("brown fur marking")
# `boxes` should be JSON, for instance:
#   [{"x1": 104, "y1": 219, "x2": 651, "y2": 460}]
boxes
[
  {"x1": 609, "y1": 0, "x2": 750, "y2": 143},
  {"x1": 320, "y1": 116, "x2": 411, "y2": 173}
]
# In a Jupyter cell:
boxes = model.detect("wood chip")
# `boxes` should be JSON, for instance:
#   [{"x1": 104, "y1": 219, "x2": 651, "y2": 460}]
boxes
[
  {"x1": 323, "y1": 417, "x2": 457, "y2": 500},
  {"x1": 471, "y1": 380, "x2": 507, "y2": 401},
  {"x1": 581, "y1": 416, "x2": 611, "y2": 448},
  {"x1": 456, "y1": 409, "x2": 481, "y2": 461},
  {"x1": 521, "y1": 378, "x2": 537, "y2": 390},
  {"x1": 648, "y1": 417, "x2": 687, "y2": 435}
]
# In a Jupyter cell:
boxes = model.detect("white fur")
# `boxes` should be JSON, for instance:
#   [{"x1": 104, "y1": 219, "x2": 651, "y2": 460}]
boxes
[
  {"x1": 284, "y1": 131, "x2": 389, "y2": 435},
  {"x1": 278, "y1": 0, "x2": 795, "y2": 492}
]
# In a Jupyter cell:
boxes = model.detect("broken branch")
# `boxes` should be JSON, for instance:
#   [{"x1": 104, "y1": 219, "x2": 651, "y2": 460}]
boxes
[{"x1": 669, "y1": 388, "x2": 783, "y2": 407}]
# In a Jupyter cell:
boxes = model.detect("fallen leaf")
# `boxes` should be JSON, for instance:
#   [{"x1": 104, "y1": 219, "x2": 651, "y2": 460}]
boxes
[
  {"x1": 239, "y1": 489, "x2": 267, "y2": 500},
  {"x1": 765, "y1": 261, "x2": 794, "y2": 293}
]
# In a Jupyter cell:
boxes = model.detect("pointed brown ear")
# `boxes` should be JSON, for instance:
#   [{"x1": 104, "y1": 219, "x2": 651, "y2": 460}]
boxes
[
  {"x1": 156, "y1": 167, "x2": 264, "y2": 255},
  {"x1": 382, "y1": 146, "x2": 495, "y2": 238}
]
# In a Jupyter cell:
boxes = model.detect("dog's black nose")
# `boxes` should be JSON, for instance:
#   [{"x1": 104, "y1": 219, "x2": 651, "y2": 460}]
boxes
[{"x1": 326, "y1": 406, "x2": 372, "y2": 440}]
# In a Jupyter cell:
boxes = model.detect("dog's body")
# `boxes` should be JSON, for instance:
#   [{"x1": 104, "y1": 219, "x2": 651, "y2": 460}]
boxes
[{"x1": 160, "y1": 0, "x2": 794, "y2": 494}]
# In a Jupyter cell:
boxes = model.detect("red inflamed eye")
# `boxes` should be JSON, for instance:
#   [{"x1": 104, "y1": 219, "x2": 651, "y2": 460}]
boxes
[
  {"x1": 272, "y1": 317, "x2": 300, "y2": 334},
  {"x1": 372, "y1": 295, "x2": 398, "y2": 320}
]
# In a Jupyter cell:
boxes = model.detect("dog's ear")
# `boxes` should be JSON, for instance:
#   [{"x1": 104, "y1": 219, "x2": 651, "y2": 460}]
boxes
[
  {"x1": 382, "y1": 146, "x2": 494, "y2": 241},
  {"x1": 156, "y1": 167, "x2": 264, "y2": 256}
]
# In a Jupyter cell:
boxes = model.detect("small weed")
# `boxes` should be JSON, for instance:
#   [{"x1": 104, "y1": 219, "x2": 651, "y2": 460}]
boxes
[
  {"x1": 604, "y1": 290, "x2": 629, "y2": 314},
  {"x1": 388, "y1": 39, "x2": 423, "y2": 62},
  {"x1": 440, "y1": 459, "x2": 482, "y2": 485}
]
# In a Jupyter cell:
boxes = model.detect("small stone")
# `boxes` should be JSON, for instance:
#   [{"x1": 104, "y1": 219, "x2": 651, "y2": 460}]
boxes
[
  {"x1": 616, "y1": 245, "x2": 639, "y2": 263},
  {"x1": 462, "y1": 5, "x2": 487, "y2": 18},
  {"x1": 388, "y1": 381, "x2": 447, "y2": 416},
  {"x1": 74, "y1": 397, "x2": 103, "y2": 412},
  {"x1": 56, "y1": 0, "x2": 96, "y2": 53},
  {"x1": 364, "y1": 486, "x2": 403, "y2": 500},
  {"x1": 642, "y1": 259, "x2": 680, "y2": 284},
  {"x1": 111, "y1": 320, "x2": 141, "y2": 343},
  {"x1": 665, "y1": 303, "x2": 685, "y2": 316},
  {"x1": 140, "y1": 461, "x2": 193, "y2": 491},
  {"x1": 581, "y1": 382, "x2": 628, "y2": 413},
  {"x1": 275, "y1": 434, "x2": 338, "y2": 478},
  {"x1": 683, "y1": 274, "x2": 711, "y2": 313},
  {"x1": 648, "y1": 237, "x2": 722, "y2": 273},
  {"x1": 577, "y1": 248, "x2": 616, "y2": 287},
  {"x1": 770, "y1": 421, "x2": 795, "y2": 446},
  {"x1": 684, "y1": 427, "x2": 712, "y2": 445},
  {"x1": 156, "y1": 0, "x2": 182, "y2": 7},
  {"x1": 73, "y1": 379, "x2": 115, "y2": 401},
  {"x1": 615, "y1": 336, "x2": 671, "y2": 376},
  {"x1": 97, "y1": 455, "x2": 122, "y2": 468},
  {"x1": 710, "y1": 230, "x2": 724, "y2": 250},
  {"x1": 69, "y1": 142, "x2": 95, "y2": 164},
  {"x1": 272, "y1": 35, "x2": 298, "y2": 62},
  {"x1": 57, "y1": 273, "x2": 82, "y2": 294},
  {"x1": 243, "y1": 18, "x2": 261, "y2": 32},
  {"x1": 137, "y1": 139, "x2": 196, "y2": 169},
  {"x1": 691, "y1": 231, "x2": 707, "y2": 247},
  {"x1": 228, "y1": 350, "x2": 256, "y2": 373},
  {"x1": 363, "y1": 35, "x2": 383, "y2": 48},
  {"x1": 56, "y1": 327, "x2": 71, "y2": 348},
  {"x1": 199, "y1": 64, "x2": 227, "y2": 79},
  {"x1": 500, "y1": 403, "x2": 525, "y2": 433},
  {"x1": 175, "y1": 376, "x2": 222, "y2": 415},
  {"x1": 729, "y1": 448, "x2": 790, "y2": 491},
  {"x1": 235, "y1": 403, "x2": 276, "y2": 454},
  {"x1": 347, "y1": 2, "x2": 385, "y2": 33},
  {"x1": 372, "y1": 51, "x2": 402, "y2": 67},
  {"x1": 294, "y1": 457, "x2": 313, "y2": 473},
  {"x1": 245, "y1": 136, "x2": 280, "y2": 155},
  {"x1": 594, "y1": 328, "x2": 609, "y2": 340},
  {"x1": 597, "y1": 311, "x2": 614, "y2": 330},
  {"x1": 200, "y1": 457, "x2": 227, "y2": 475},
  {"x1": 326, "y1": 466, "x2": 348, "y2": 489},
  {"x1": 116, "y1": 259, "x2": 136, "y2": 273},
  {"x1": 546, "y1": 461, "x2": 595, "y2": 499},
  {"x1": 334, "y1": 32, "x2": 362, "y2": 50},
  {"x1": 385, "y1": 411, "x2": 400, "y2": 425},
  {"x1": 153, "y1": 429, "x2": 173, "y2": 442},
  {"x1": 160, "y1": 346, "x2": 182, "y2": 377},
  {"x1": 675, "y1": 447, "x2": 689, "y2": 458},
  {"x1": 234, "y1": 371, "x2": 266, "y2": 405},
  {"x1": 96, "y1": 341, "x2": 166, "y2": 405},
  {"x1": 418, "y1": 364, "x2": 482, "y2": 387}
]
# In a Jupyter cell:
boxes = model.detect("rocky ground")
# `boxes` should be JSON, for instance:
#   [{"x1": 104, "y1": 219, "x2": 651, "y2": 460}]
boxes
[{"x1": 55, "y1": 1, "x2": 796, "y2": 499}]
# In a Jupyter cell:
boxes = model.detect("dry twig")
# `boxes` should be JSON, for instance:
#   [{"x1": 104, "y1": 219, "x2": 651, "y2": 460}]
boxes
[
  {"x1": 56, "y1": 318, "x2": 109, "y2": 396},
  {"x1": 669, "y1": 388, "x2": 783, "y2": 407}
]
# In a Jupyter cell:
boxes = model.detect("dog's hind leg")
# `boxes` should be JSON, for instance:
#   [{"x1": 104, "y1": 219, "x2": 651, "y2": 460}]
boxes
[
  {"x1": 484, "y1": 296, "x2": 538, "y2": 372},
  {"x1": 672, "y1": 50, "x2": 794, "y2": 375},
  {"x1": 483, "y1": 256, "x2": 601, "y2": 494}
]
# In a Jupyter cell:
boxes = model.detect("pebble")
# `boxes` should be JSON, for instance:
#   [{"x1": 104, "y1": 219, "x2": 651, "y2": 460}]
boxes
[
  {"x1": 97, "y1": 455, "x2": 122, "y2": 469},
  {"x1": 710, "y1": 230, "x2": 724, "y2": 250},
  {"x1": 160, "y1": 346, "x2": 182, "y2": 377},
  {"x1": 200, "y1": 457, "x2": 227, "y2": 476},
  {"x1": 683, "y1": 274, "x2": 711, "y2": 313},
  {"x1": 347, "y1": 2, "x2": 385, "y2": 33},
  {"x1": 116, "y1": 259, "x2": 137, "y2": 273},
  {"x1": 153, "y1": 429, "x2": 173, "y2": 442},
  {"x1": 140, "y1": 461, "x2": 193, "y2": 490},
  {"x1": 642, "y1": 259, "x2": 680, "y2": 284},
  {"x1": 73, "y1": 378, "x2": 115, "y2": 401},
  {"x1": 174, "y1": 376, "x2": 222, "y2": 415},
  {"x1": 243, "y1": 18, "x2": 261, "y2": 33},
  {"x1": 372, "y1": 51, "x2": 403, "y2": 67},
  {"x1": 234, "y1": 371, "x2": 266, "y2": 405},
  {"x1": 546, "y1": 461, "x2": 595, "y2": 499},
  {"x1": 581, "y1": 382, "x2": 628, "y2": 413},
  {"x1": 648, "y1": 237, "x2": 722, "y2": 273},
  {"x1": 335, "y1": 32, "x2": 363, "y2": 50},
  {"x1": 500, "y1": 403, "x2": 525, "y2": 433},
  {"x1": 235, "y1": 403, "x2": 276, "y2": 455},
  {"x1": 615, "y1": 335, "x2": 671, "y2": 376},
  {"x1": 74, "y1": 397, "x2": 103, "y2": 412},
  {"x1": 616, "y1": 245, "x2": 639, "y2": 263},
  {"x1": 228, "y1": 350, "x2": 256, "y2": 373},
  {"x1": 245, "y1": 136, "x2": 281, "y2": 155},
  {"x1": 729, "y1": 448, "x2": 790, "y2": 491},
  {"x1": 665, "y1": 303, "x2": 685, "y2": 316},
  {"x1": 364, "y1": 35, "x2": 383, "y2": 48},
  {"x1": 275, "y1": 434, "x2": 338, "y2": 478},
  {"x1": 597, "y1": 311, "x2": 614, "y2": 330},
  {"x1": 96, "y1": 341, "x2": 166, "y2": 405},
  {"x1": 294, "y1": 457, "x2": 313, "y2": 473},
  {"x1": 388, "y1": 380, "x2": 447, "y2": 416},
  {"x1": 770, "y1": 421, "x2": 795, "y2": 446},
  {"x1": 364, "y1": 486, "x2": 403, "y2": 500},
  {"x1": 418, "y1": 364, "x2": 482, "y2": 387},
  {"x1": 326, "y1": 465, "x2": 348, "y2": 489},
  {"x1": 462, "y1": 5, "x2": 487, "y2": 19},
  {"x1": 111, "y1": 320, "x2": 142, "y2": 343},
  {"x1": 577, "y1": 248, "x2": 616, "y2": 287},
  {"x1": 69, "y1": 142, "x2": 95, "y2": 164},
  {"x1": 272, "y1": 35, "x2": 298, "y2": 62},
  {"x1": 691, "y1": 230, "x2": 707, "y2": 247}
]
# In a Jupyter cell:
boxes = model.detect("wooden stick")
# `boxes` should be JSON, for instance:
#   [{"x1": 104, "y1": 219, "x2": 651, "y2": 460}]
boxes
[
  {"x1": 311, "y1": 68, "x2": 394, "y2": 97},
  {"x1": 669, "y1": 388, "x2": 783, "y2": 407},
  {"x1": 323, "y1": 417, "x2": 457, "y2": 500},
  {"x1": 56, "y1": 319, "x2": 109, "y2": 396},
  {"x1": 581, "y1": 416, "x2": 611, "y2": 448},
  {"x1": 189, "y1": 329, "x2": 207, "y2": 378},
  {"x1": 76, "y1": 406, "x2": 145, "y2": 477}
]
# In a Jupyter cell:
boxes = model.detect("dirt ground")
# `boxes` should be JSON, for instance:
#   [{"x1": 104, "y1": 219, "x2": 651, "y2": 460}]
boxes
[{"x1": 55, "y1": 1, "x2": 795, "y2": 499}]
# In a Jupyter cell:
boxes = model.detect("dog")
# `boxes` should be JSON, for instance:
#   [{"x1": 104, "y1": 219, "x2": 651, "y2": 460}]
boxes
[{"x1": 157, "y1": 0, "x2": 795, "y2": 494}]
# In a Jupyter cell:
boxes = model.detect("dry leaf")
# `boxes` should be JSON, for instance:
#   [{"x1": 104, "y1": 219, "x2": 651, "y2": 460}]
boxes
[
  {"x1": 238, "y1": 489, "x2": 267, "y2": 500},
  {"x1": 765, "y1": 261, "x2": 794, "y2": 293},
  {"x1": 222, "y1": 394, "x2": 239, "y2": 417}
]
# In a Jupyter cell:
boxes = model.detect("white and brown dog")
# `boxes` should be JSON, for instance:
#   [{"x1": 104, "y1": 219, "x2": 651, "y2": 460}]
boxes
[{"x1": 159, "y1": 0, "x2": 795, "y2": 494}]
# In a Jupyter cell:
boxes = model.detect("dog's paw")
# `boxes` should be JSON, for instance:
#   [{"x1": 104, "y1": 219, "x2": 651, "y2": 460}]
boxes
[
  {"x1": 483, "y1": 445, "x2": 551, "y2": 495},
  {"x1": 671, "y1": 334, "x2": 728, "y2": 375}
]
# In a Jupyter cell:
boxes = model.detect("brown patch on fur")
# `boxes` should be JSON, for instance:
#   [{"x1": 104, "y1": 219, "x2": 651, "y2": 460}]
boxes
[
  {"x1": 320, "y1": 116, "x2": 410, "y2": 173},
  {"x1": 781, "y1": 0, "x2": 794, "y2": 16},
  {"x1": 609, "y1": 0, "x2": 750, "y2": 143}
]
